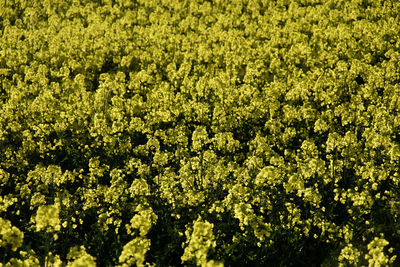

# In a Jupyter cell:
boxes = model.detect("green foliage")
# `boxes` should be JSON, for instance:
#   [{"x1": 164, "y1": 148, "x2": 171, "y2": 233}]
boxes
[{"x1": 1, "y1": 0, "x2": 400, "y2": 265}]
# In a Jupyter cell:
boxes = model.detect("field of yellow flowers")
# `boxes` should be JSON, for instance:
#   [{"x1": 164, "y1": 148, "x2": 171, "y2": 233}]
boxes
[{"x1": 1, "y1": 0, "x2": 400, "y2": 266}]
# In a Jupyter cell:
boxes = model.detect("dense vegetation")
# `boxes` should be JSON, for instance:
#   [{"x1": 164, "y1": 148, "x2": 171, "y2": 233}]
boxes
[{"x1": 1, "y1": 0, "x2": 400, "y2": 266}]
